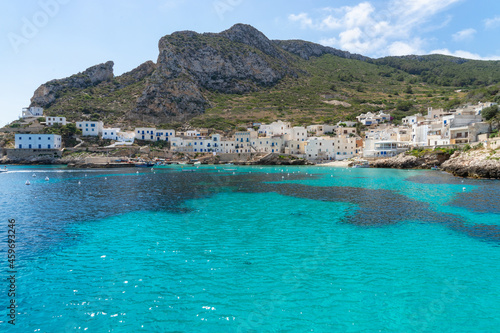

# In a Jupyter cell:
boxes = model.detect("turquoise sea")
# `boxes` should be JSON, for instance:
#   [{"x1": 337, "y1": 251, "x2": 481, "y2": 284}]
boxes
[{"x1": 0, "y1": 165, "x2": 499, "y2": 332}]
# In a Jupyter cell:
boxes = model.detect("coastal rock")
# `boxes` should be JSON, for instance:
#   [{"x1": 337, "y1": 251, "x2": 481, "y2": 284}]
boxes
[
  {"x1": 31, "y1": 61, "x2": 114, "y2": 108},
  {"x1": 441, "y1": 150, "x2": 500, "y2": 179},
  {"x1": 371, "y1": 151, "x2": 450, "y2": 169}
]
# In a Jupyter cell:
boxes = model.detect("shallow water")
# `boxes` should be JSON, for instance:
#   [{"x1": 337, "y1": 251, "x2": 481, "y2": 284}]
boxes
[{"x1": 0, "y1": 165, "x2": 499, "y2": 332}]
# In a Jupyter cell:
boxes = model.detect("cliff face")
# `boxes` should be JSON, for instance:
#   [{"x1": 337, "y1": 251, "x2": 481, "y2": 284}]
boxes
[
  {"x1": 128, "y1": 24, "x2": 297, "y2": 123},
  {"x1": 30, "y1": 61, "x2": 114, "y2": 108}
]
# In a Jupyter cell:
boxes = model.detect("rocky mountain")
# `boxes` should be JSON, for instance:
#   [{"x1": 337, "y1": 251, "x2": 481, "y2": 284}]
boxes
[
  {"x1": 273, "y1": 39, "x2": 370, "y2": 62},
  {"x1": 31, "y1": 61, "x2": 114, "y2": 107},
  {"x1": 129, "y1": 24, "x2": 299, "y2": 123},
  {"x1": 28, "y1": 23, "x2": 500, "y2": 127}
]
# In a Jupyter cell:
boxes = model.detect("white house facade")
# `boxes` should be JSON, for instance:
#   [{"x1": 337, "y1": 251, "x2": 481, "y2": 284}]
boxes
[
  {"x1": 76, "y1": 121, "x2": 103, "y2": 137},
  {"x1": 22, "y1": 107, "x2": 44, "y2": 118},
  {"x1": 15, "y1": 134, "x2": 62, "y2": 149},
  {"x1": 46, "y1": 116, "x2": 67, "y2": 126},
  {"x1": 102, "y1": 128, "x2": 120, "y2": 140}
]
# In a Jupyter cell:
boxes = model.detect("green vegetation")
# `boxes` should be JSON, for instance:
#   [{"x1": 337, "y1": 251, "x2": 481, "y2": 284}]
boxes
[
  {"x1": 44, "y1": 123, "x2": 81, "y2": 147},
  {"x1": 407, "y1": 146, "x2": 460, "y2": 157},
  {"x1": 35, "y1": 39, "x2": 500, "y2": 131}
]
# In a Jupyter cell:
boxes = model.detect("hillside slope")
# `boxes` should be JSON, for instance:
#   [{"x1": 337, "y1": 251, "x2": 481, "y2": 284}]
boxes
[{"x1": 29, "y1": 24, "x2": 500, "y2": 129}]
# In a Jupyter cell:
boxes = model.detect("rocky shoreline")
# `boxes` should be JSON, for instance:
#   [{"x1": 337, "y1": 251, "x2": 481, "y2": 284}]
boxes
[
  {"x1": 0, "y1": 152, "x2": 312, "y2": 167},
  {"x1": 371, "y1": 148, "x2": 500, "y2": 179}
]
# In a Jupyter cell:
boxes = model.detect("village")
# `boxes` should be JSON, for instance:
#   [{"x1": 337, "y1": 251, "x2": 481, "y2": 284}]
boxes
[{"x1": 2, "y1": 101, "x2": 500, "y2": 165}]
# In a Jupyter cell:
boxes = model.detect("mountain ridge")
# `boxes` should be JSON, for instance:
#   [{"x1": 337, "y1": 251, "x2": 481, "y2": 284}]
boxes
[{"x1": 28, "y1": 23, "x2": 500, "y2": 128}]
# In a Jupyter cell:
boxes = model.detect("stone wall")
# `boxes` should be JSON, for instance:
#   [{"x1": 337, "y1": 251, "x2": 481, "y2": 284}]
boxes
[{"x1": 6, "y1": 149, "x2": 62, "y2": 160}]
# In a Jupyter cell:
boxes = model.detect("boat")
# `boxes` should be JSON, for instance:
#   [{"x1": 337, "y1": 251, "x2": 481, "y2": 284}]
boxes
[
  {"x1": 45, "y1": 176, "x2": 50, "y2": 181},
  {"x1": 32, "y1": 173, "x2": 37, "y2": 177},
  {"x1": 135, "y1": 162, "x2": 155, "y2": 167},
  {"x1": 25, "y1": 180, "x2": 31, "y2": 185},
  {"x1": 193, "y1": 161, "x2": 201, "y2": 165},
  {"x1": 0, "y1": 166, "x2": 7, "y2": 173},
  {"x1": 431, "y1": 166, "x2": 440, "y2": 171},
  {"x1": 351, "y1": 160, "x2": 370, "y2": 168}
]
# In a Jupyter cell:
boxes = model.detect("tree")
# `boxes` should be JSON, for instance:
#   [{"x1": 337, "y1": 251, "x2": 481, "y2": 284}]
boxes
[
  {"x1": 482, "y1": 105, "x2": 500, "y2": 131},
  {"x1": 482, "y1": 105, "x2": 499, "y2": 121}
]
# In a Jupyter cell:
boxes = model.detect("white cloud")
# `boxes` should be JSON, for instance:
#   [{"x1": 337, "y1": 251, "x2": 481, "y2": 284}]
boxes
[
  {"x1": 289, "y1": 13, "x2": 315, "y2": 29},
  {"x1": 388, "y1": 39, "x2": 425, "y2": 56},
  {"x1": 452, "y1": 28, "x2": 476, "y2": 41},
  {"x1": 484, "y1": 16, "x2": 500, "y2": 29},
  {"x1": 288, "y1": 0, "x2": 461, "y2": 57},
  {"x1": 430, "y1": 48, "x2": 500, "y2": 60}
]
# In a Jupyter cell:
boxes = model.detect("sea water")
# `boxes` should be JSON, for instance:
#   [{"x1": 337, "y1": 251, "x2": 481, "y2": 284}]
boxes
[{"x1": 0, "y1": 165, "x2": 499, "y2": 332}]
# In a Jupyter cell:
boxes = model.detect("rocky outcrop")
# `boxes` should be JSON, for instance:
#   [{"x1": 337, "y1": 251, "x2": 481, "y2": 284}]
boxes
[
  {"x1": 371, "y1": 151, "x2": 451, "y2": 169},
  {"x1": 128, "y1": 24, "x2": 298, "y2": 123},
  {"x1": 441, "y1": 150, "x2": 500, "y2": 179},
  {"x1": 116, "y1": 61, "x2": 156, "y2": 87},
  {"x1": 251, "y1": 153, "x2": 312, "y2": 165},
  {"x1": 273, "y1": 39, "x2": 370, "y2": 61},
  {"x1": 30, "y1": 61, "x2": 114, "y2": 107}
]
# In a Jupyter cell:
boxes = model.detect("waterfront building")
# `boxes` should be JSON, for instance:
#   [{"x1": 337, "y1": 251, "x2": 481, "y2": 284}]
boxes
[{"x1": 15, "y1": 134, "x2": 62, "y2": 149}]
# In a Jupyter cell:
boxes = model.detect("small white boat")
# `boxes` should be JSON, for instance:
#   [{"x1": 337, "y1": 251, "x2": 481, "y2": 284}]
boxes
[
  {"x1": 45, "y1": 176, "x2": 49, "y2": 181},
  {"x1": 193, "y1": 161, "x2": 201, "y2": 165},
  {"x1": 25, "y1": 180, "x2": 31, "y2": 185},
  {"x1": 32, "y1": 173, "x2": 36, "y2": 177},
  {"x1": 351, "y1": 160, "x2": 370, "y2": 168}
]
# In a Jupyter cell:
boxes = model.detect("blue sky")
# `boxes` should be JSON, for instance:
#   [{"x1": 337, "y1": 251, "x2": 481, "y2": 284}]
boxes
[{"x1": 1, "y1": 0, "x2": 500, "y2": 125}]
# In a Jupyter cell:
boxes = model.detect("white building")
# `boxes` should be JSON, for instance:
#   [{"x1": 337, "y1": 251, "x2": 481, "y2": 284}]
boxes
[
  {"x1": 251, "y1": 136, "x2": 285, "y2": 153},
  {"x1": 155, "y1": 129, "x2": 176, "y2": 141},
  {"x1": 15, "y1": 134, "x2": 62, "y2": 149},
  {"x1": 284, "y1": 126, "x2": 308, "y2": 141},
  {"x1": 102, "y1": 128, "x2": 120, "y2": 140},
  {"x1": 306, "y1": 124, "x2": 336, "y2": 136},
  {"x1": 135, "y1": 128, "x2": 156, "y2": 141},
  {"x1": 116, "y1": 131, "x2": 135, "y2": 143},
  {"x1": 46, "y1": 116, "x2": 67, "y2": 126},
  {"x1": 234, "y1": 131, "x2": 257, "y2": 153},
  {"x1": 258, "y1": 121, "x2": 291, "y2": 136},
  {"x1": 76, "y1": 121, "x2": 103, "y2": 137},
  {"x1": 305, "y1": 137, "x2": 336, "y2": 160},
  {"x1": 22, "y1": 107, "x2": 43, "y2": 118},
  {"x1": 363, "y1": 140, "x2": 409, "y2": 158},
  {"x1": 357, "y1": 111, "x2": 391, "y2": 125}
]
